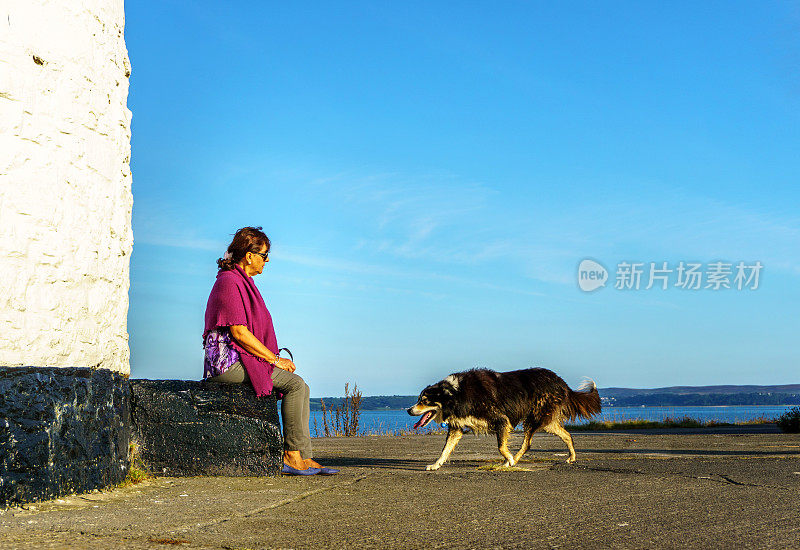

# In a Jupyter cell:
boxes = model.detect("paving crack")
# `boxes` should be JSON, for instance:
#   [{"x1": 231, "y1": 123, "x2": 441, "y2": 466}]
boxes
[
  {"x1": 718, "y1": 474, "x2": 746, "y2": 486},
  {"x1": 168, "y1": 474, "x2": 370, "y2": 534},
  {"x1": 692, "y1": 474, "x2": 789, "y2": 490},
  {"x1": 567, "y1": 463, "x2": 791, "y2": 491}
]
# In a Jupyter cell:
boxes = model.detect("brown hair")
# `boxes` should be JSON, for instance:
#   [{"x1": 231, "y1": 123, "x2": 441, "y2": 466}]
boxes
[{"x1": 217, "y1": 226, "x2": 271, "y2": 271}]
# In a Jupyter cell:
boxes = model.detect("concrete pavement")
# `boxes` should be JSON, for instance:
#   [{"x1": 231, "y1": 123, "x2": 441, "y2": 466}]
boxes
[{"x1": 2, "y1": 427, "x2": 799, "y2": 549}]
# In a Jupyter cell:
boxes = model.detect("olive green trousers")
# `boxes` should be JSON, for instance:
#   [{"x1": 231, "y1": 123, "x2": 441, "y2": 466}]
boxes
[{"x1": 208, "y1": 362, "x2": 313, "y2": 459}]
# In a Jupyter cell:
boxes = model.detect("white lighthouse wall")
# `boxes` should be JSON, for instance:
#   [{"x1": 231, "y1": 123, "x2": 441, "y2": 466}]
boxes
[{"x1": 0, "y1": 1, "x2": 133, "y2": 374}]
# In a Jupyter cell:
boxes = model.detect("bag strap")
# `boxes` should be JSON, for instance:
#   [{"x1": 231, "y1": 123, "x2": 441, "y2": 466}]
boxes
[{"x1": 278, "y1": 347, "x2": 293, "y2": 362}]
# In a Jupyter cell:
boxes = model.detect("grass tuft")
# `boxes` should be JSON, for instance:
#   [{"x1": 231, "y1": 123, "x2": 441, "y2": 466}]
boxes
[
  {"x1": 569, "y1": 416, "x2": 702, "y2": 431},
  {"x1": 118, "y1": 466, "x2": 150, "y2": 488},
  {"x1": 366, "y1": 424, "x2": 447, "y2": 436},
  {"x1": 567, "y1": 415, "x2": 779, "y2": 431},
  {"x1": 118, "y1": 440, "x2": 151, "y2": 488}
]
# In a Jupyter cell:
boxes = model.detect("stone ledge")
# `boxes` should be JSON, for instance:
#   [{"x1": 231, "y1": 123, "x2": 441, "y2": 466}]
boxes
[
  {"x1": 130, "y1": 380, "x2": 282, "y2": 477},
  {"x1": 0, "y1": 366, "x2": 130, "y2": 507}
]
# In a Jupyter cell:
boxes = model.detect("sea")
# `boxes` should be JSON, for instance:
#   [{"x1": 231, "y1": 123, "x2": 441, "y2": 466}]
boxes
[{"x1": 305, "y1": 405, "x2": 797, "y2": 436}]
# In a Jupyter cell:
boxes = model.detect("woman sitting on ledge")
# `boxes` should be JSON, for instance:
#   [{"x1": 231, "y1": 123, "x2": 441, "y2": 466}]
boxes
[{"x1": 203, "y1": 226, "x2": 338, "y2": 476}]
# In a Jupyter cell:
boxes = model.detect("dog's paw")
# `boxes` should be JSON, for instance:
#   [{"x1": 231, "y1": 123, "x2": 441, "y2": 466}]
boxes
[
  {"x1": 566, "y1": 457, "x2": 576, "y2": 464},
  {"x1": 502, "y1": 460, "x2": 516, "y2": 468},
  {"x1": 426, "y1": 464, "x2": 441, "y2": 471}
]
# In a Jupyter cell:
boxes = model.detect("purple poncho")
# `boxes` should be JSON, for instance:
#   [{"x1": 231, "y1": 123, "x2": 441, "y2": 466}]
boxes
[{"x1": 203, "y1": 265, "x2": 278, "y2": 397}]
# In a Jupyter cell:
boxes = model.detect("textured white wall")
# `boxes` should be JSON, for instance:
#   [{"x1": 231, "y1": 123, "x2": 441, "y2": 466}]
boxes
[{"x1": 0, "y1": 1, "x2": 133, "y2": 374}]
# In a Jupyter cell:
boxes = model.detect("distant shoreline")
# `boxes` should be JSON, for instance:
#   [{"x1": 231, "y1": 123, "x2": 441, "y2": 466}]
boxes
[{"x1": 311, "y1": 384, "x2": 800, "y2": 411}]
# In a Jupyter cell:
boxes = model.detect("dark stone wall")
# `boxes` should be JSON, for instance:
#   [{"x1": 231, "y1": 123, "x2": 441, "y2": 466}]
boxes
[
  {"x1": 0, "y1": 371, "x2": 282, "y2": 507},
  {"x1": 130, "y1": 380, "x2": 282, "y2": 477},
  {"x1": 0, "y1": 366, "x2": 131, "y2": 507}
]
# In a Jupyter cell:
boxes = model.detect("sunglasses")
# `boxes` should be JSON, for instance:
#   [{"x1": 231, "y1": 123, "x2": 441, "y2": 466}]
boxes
[{"x1": 252, "y1": 251, "x2": 269, "y2": 260}]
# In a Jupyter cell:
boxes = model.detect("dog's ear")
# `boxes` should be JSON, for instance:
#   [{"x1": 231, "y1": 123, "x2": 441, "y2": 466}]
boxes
[{"x1": 441, "y1": 374, "x2": 459, "y2": 395}]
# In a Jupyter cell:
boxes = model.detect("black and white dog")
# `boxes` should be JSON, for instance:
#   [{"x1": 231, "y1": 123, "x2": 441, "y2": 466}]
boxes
[{"x1": 408, "y1": 368, "x2": 601, "y2": 470}]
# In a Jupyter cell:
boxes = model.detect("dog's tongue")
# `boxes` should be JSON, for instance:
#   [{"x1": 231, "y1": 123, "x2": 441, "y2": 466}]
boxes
[{"x1": 414, "y1": 411, "x2": 432, "y2": 429}]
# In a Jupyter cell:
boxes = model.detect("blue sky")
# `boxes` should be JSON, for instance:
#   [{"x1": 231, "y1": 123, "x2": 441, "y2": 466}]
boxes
[{"x1": 126, "y1": 2, "x2": 800, "y2": 397}]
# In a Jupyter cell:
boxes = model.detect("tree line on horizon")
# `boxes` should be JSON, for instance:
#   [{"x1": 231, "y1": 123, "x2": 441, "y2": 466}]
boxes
[{"x1": 606, "y1": 392, "x2": 800, "y2": 407}]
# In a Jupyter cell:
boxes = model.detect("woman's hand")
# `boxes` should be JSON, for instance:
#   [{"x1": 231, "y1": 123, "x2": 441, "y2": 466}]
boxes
[
  {"x1": 230, "y1": 325, "x2": 296, "y2": 373},
  {"x1": 275, "y1": 357, "x2": 296, "y2": 373}
]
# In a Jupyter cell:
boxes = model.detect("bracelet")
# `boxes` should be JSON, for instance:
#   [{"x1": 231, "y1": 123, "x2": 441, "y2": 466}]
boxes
[{"x1": 270, "y1": 353, "x2": 281, "y2": 366}]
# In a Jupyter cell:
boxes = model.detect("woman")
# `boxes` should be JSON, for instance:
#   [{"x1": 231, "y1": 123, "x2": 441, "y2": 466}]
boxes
[{"x1": 203, "y1": 226, "x2": 338, "y2": 476}]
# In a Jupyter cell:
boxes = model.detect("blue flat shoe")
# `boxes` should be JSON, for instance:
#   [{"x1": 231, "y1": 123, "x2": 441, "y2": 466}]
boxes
[
  {"x1": 282, "y1": 464, "x2": 321, "y2": 476},
  {"x1": 317, "y1": 467, "x2": 340, "y2": 475}
]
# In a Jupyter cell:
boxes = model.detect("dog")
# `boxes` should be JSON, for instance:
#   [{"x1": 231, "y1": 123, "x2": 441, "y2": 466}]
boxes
[{"x1": 407, "y1": 368, "x2": 601, "y2": 470}]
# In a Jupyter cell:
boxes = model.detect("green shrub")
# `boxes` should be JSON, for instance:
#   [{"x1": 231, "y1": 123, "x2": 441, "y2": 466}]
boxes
[{"x1": 777, "y1": 406, "x2": 800, "y2": 433}]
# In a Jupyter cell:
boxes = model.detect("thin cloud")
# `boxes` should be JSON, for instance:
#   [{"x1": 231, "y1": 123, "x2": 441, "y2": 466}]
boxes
[
  {"x1": 135, "y1": 166, "x2": 800, "y2": 296},
  {"x1": 135, "y1": 234, "x2": 225, "y2": 252}
]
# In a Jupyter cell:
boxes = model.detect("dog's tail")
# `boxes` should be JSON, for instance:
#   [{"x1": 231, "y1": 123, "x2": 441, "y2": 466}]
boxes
[{"x1": 564, "y1": 379, "x2": 602, "y2": 420}]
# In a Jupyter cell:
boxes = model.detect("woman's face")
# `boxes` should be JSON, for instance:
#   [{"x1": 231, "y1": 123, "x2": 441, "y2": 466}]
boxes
[{"x1": 244, "y1": 244, "x2": 270, "y2": 277}]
